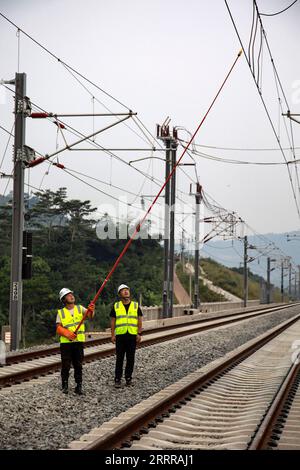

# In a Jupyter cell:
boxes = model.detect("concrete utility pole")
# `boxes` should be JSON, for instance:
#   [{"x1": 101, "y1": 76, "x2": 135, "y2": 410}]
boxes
[
  {"x1": 168, "y1": 136, "x2": 177, "y2": 318},
  {"x1": 267, "y1": 257, "x2": 271, "y2": 304},
  {"x1": 266, "y1": 257, "x2": 276, "y2": 304},
  {"x1": 190, "y1": 183, "x2": 202, "y2": 309},
  {"x1": 289, "y1": 263, "x2": 292, "y2": 300},
  {"x1": 157, "y1": 121, "x2": 177, "y2": 318},
  {"x1": 243, "y1": 236, "x2": 248, "y2": 308},
  {"x1": 180, "y1": 225, "x2": 185, "y2": 265},
  {"x1": 162, "y1": 136, "x2": 170, "y2": 319},
  {"x1": 298, "y1": 266, "x2": 300, "y2": 300},
  {"x1": 9, "y1": 73, "x2": 26, "y2": 350},
  {"x1": 281, "y1": 261, "x2": 284, "y2": 303}
]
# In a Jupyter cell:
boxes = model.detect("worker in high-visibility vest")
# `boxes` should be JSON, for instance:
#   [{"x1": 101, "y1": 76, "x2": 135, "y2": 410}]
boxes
[
  {"x1": 110, "y1": 284, "x2": 143, "y2": 388},
  {"x1": 56, "y1": 288, "x2": 95, "y2": 395}
]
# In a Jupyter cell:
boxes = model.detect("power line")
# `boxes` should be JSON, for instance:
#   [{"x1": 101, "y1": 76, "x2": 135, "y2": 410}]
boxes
[
  {"x1": 224, "y1": 0, "x2": 300, "y2": 221},
  {"x1": 3, "y1": 85, "x2": 194, "y2": 210},
  {"x1": 186, "y1": 146, "x2": 296, "y2": 166},
  {"x1": 179, "y1": 139, "x2": 300, "y2": 152},
  {"x1": 61, "y1": 165, "x2": 198, "y2": 241},
  {"x1": 0, "y1": 12, "x2": 131, "y2": 111},
  {"x1": 260, "y1": 0, "x2": 298, "y2": 16},
  {"x1": 0, "y1": 121, "x2": 195, "y2": 240},
  {"x1": 0, "y1": 10, "x2": 175, "y2": 154},
  {"x1": 253, "y1": 0, "x2": 300, "y2": 201},
  {"x1": 23, "y1": 92, "x2": 195, "y2": 209},
  {"x1": 0, "y1": 9, "x2": 199, "y2": 208},
  {"x1": 0, "y1": 122, "x2": 15, "y2": 171},
  {"x1": 60, "y1": 61, "x2": 153, "y2": 148},
  {"x1": 200, "y1": 187, "x2": 298, "y2": 271}
]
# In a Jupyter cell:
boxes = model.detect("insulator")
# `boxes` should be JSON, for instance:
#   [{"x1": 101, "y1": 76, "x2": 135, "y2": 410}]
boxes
[
  {"x1": 54, "y1": 121, "x2": 65, "y2": 129},
  {"x1": 53, "y1": 162, "x2": 65, "y2": 169},
  {"x1": 30, "y1": 112, "x2": 49, "y2": 118},
  {"x1": 27, "y1": 157, "x2": 46, "y2": 168}
]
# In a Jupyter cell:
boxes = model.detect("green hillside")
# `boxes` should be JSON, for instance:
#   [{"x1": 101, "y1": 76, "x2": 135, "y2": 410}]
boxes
[
  {"x1": 0, "y1": 189, "x2": 282, "y2": 346},
  {"x1": 0, "y1": 188, "x2": 164, "y2": 346},
  {"x1": 177, "y1": 257, "x2": 282, "y2": 303},
  {"x1": 201, "y1": 257, "x2": 282, "y2": 302},
  {"x1": 176, "y1": 262, "x2": 226, "y2": 302}
]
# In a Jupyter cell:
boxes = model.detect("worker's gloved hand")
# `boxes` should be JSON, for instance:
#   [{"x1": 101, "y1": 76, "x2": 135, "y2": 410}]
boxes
[
  {"x1": 87, "y1": 302, "x2": 95, "y2": 318},
  {"x1": 57, "y1": 325, "x2": 77, "y2": 341},
  {"x1": 65, "y1": 330, "x2": 77, "y2": 341}
]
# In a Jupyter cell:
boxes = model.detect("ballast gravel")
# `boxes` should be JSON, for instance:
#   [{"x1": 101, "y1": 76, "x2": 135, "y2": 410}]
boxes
[{"x1": 0, "y1": 305, "x2": 299, "y2": 450}]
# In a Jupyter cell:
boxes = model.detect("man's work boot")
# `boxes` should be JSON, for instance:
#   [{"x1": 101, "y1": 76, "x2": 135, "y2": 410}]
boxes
[
  {"x1": 75, "y1": 383, "x2": 83, "y2": 395},
  {"x1": 62, "y1": 381, "x2": 68, "y2": 394},
  {"x1": 125, "y1": 378, "x2": 133, "y2": 387},
  {"x1": 114, "y1": 380, "x2": 121, "y2": 389}
]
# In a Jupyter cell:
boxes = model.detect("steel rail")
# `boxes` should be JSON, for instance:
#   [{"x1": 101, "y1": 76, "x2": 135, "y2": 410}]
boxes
[
  {"x1": 0, "y1": 303, "x2": 298, "y2": 389},
  {"x1": 4, "y1": 303, "x2": 293, "y2": 366},
  {"x1": 79, "y1": 312, "x2": 300, "y2": 450}
]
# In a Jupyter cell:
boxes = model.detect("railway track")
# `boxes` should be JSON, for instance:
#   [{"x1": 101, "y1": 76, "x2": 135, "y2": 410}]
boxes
[
  {"x1": 0, "y1": 303, "x2": 298, "y2": 390},
  {"x1": 65, "y1": 310, "x2": 300, "y2": 450},
  {"x1": 3, "y1": 302, "x2": 292, "y2": 366},
  {"x1": 249, "y1": 347, "x2": 300, "y2": 450}
]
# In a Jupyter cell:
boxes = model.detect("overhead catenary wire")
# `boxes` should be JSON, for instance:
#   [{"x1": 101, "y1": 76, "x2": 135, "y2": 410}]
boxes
[
  {"x1": 256, "y1": 20, "x2": 263, "y2": 89},
  {"x1": 2, "y1": 14, "x2": 295, "y2": 287},
  {"x1": 2, "y1": 16, "x2": 296, "y2": 286},
  {"x1": 178, "y1": 139, "x2": 300, "y2": 152},
  {"x1": 16, "y1": 89, "x2": 195, "y2": 209},
  {"x1": 0, "y1": 11, "x2": 171, "y2": 152},
  {"x1": 60, "y1": 60, "x2": 153, "y2": 148},
  {"x1": 260, "y1": 0, "x2": 298, "y2": 16},
  {"x1": 182, "y1": 145, "x2": 299, "y2": 166},
  {"x1": 58, "y1": 159, "x2": 197, "y2": 241},
  {"x1": 248, "y1": 1, "x2": 256, "y2": 64},
  {"x1": 0, "y1": 10, "x2": 176, "y2": 204},
  {"x1": 224, "y1": 0, "x2": 300, "y2": 221},
  {"x1": 0, "y1": 122, "x2": 15, "y2": 171},
  {"x1": 73, "y1": 50, "x2": 243, "y2": 332},
  {"x1": 36, "y1": 155, "x2": 195, "y2": 240},
  {"x1": 3, "y1": 85, "x2": 195, "y2": 212},
  {"x1": 199, "y1": 187, "x2": 288, "y2": 266},
  {"x1": 251, "y1": 9, "x2": 259, "y2": 76},
  {"x1": 0, "y1": 119, "x2": 195, "y2": 238},
  {"x1": 198, "y1": 186, "x2": 298, "y2": 272},
  {"x1": 0, "y1": 9, "x2": 200, "y2": 211},
  {"x1": 253, "y1": 0, "x2": 300, "y2": 198},
  {"x1": 0, "y1": 12, "x2": 131, "y2": 112}
]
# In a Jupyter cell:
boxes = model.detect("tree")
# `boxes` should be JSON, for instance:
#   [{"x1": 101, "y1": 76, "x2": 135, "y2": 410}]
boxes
[
  {"x1": 0, "y1": 256, "x2": 10, "y2": 326},
  {"x1": 0, "y1": 204, "x2": 12, "y2": 257},
  {"x1": 0, "y1": 188, "x2": 165, "y2": 344},
  {"x1": 22, "y1": 257, "x2": 54, "y2": 346}
]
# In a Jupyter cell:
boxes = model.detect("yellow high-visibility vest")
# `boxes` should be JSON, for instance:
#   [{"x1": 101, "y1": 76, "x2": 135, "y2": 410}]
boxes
[
  {"x1": 114, "y1": 301, "x2": 138, "y2": 335},
  {"x1": 57, "y1": 305, "x2": 85, "y2": 343}
]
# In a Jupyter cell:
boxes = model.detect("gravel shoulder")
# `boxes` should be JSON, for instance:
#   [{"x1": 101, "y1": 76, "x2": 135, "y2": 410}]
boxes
[{"x1": 0, "y1": 305, "x2": 299, "y2": 450}]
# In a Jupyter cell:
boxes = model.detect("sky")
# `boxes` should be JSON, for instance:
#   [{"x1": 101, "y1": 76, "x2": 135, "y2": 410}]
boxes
[{"x1": 1, "y1": 0, "x2": 300, "y2": 242}]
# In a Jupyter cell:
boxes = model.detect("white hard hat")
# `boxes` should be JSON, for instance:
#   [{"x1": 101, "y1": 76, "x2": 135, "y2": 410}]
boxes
[
  {"x1": 118, "y1": 284, "x2": 130, "y2": 294},
  {"x1": 59, "y1": 288, "x2": 73, "y2": 301}
]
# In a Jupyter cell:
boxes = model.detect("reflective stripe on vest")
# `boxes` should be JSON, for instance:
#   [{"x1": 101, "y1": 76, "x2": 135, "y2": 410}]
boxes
[
  {"x1": 57, "y1": 305, "x2": 85, "y2": 343},
  {"x1": 114, "y1": 301, "x2": 138, "y2": 335}
]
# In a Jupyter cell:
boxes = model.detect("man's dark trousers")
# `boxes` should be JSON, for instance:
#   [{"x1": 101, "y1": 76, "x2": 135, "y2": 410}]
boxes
[
  {"x1": 60, "y1": 342, "x2": 84, "y2": 384},
  {"x1": 115, "y1": 333, "x2": 137, "y2": 381}
]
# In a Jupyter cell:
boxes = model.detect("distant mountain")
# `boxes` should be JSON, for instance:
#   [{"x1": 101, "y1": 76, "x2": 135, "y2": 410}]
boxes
[
  {"x1": 200, "y1": 231, "x2": 300, "y2": 288},
  {"x1": 0, "y1": 192, "x2": 12, "y2": 206},
  {"x1": 176, "y1": 231, "x2": 300, "y2": 288},
  {"x1": 0, "y1": 191, "x2": 38, "y2": 209}
]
